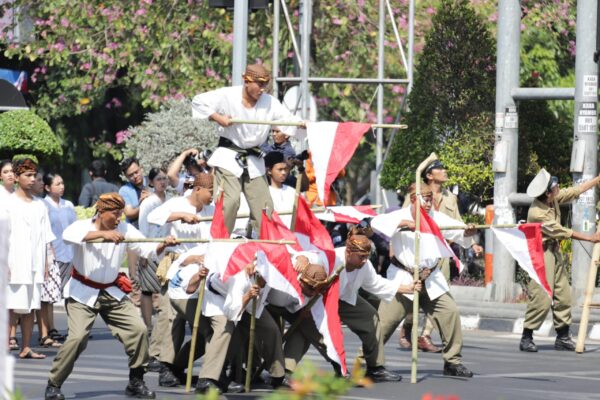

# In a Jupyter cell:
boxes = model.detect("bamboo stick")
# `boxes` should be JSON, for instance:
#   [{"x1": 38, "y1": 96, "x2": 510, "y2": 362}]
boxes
[
  {"x1": 576, "y1": 225, "x2": 600, "y2": 353},
  {"x1": 230, "y1": 118, "x2": 407, "y2": 130},
  {"x1": 411, "y1": 152, "x2": 438, "y2": 384},
  {"x1": 86, "y1": 238, "x2": 296, "y2": 244},
  {"x1": 398, "y1": 223, "x2": 526, "y2": 231},
  {"x1": 185, "y1": 277, "x2": 206, "y2": 392},
  {"x1": 245, "y1": 296, "x2": 258, "y2": 393}
]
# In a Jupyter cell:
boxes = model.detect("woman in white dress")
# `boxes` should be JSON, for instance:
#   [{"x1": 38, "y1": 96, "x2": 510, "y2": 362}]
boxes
[
  {"x1": 7, "y1": 158, "x2": 55, "y2": 359},
  {"x1": 137, "y1": 167, "x2": 169, "y2": 330},
  {"x1": 0, "y1": 159, "x2": 15, "y2": 197},
  {"x1": 42, "y1": 172, "x2": 77, "y2": 345}
]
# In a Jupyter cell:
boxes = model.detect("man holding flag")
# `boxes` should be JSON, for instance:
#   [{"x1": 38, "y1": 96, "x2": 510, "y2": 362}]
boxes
[
  {"x1": 371, "y1": 183, "x2": 476, "y2": 378},
  {"x1": 520, "y1": 169, "x2": 600, "y2": 352}
]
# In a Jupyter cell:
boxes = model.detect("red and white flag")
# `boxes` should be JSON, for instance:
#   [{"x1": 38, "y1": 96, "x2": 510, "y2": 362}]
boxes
[
  {"x1": 315, "y1": 205, "x2": 377, "y2": 224},
  {"x1": 293, "y1": 198, "x2": 347, "y2": 375},
  {"x1": 418, "y1": 206, "x2": 464, "y2": 273},
  {"x1": 208, "y1": 240, "x2": 304, "y2": 306},
  {"x1": 306, "y1": 121, "x2": 372, "y2": 204},
  {"x1": 210, "y1": 191, "x2": 230, "y2": 239},
  {"x1": 491, "y1": 223, "x2": 551, "y2": 298}
]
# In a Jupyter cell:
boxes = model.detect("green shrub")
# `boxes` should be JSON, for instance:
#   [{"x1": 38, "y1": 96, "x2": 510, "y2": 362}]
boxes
[{"x1": 0, "y1": 110, "x2": 63, "y2": 161}]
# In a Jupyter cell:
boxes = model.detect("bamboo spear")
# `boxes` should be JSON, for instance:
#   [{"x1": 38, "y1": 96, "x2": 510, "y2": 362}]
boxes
[
  {"x1": 245, "y1": 276, "x2": 258, "y2": 393},
  {"x1": 86, "y1": 238, "x2": 296, "y2": 244},
  {"x1": 230, "y1": 118, "x2": 407, "y2": 130},
  {"x1": 185, "y1": 276, "x2": 206, "y2": 392},
  {"x1": 411, "y1": 152, "x2": 438, "y2": 384},
  {"x1": 576, "y1": 224, "x2": 600, "y2": 353}
]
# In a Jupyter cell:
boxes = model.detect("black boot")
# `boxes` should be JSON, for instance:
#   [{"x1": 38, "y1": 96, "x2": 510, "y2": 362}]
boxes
[
  {"x1": 365, "y1": 366, "x2": 402, "y2": 382},
  {"x1": 158, "y1": 363, "x2": 181, "y2": 387},
  {"x1": 126, "y1": 368, "x2": 155, "y2": 399},
  {"x1": 44, "y1": 381, "x2": 65, "y2": 400},
  {"x1": 555, "y1": 326, "x2": 576, "y2": 351},
  {"x1": 519, "y1": 328, "x2": 538, "y2": 352},
  {"x1": 147, "y1": 357, "x2": 161, "y2": 373}
]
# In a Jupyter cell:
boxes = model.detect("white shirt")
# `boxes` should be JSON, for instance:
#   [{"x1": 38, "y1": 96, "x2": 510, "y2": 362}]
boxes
[
  {"x1": 191, "y1": 86, "x2": 304, "y2": 179},
  {"x1": 147, "y1": 196, "x2": 214, "y2": 254},
  {"x1": 138, "y1": 193, "x2": 169, "y2": 239},
  {"x1": 223, "y1": 271, "x2": 270, "y2": 323},
  {"x1": 62, "y1": 219, "x2": 157, "y2": 306},
  {"x1": 371, "y1": 206, "x2": 471, "y2": 300},
  {"x1": 269, "y1": 184, "x2": 296, "y2": 228},
  {"x1": 166, "y1": 245, "x2": 227, "y2": 317},
  {"x1": 43, "y1": 196, "x2": 77, "y2": 263},
  {"x1": 8, "y1": 195, "x2": 55, "y2": 285},
  {"x1": 335, "y1": 247, "x2": 398, "y2": 306}
]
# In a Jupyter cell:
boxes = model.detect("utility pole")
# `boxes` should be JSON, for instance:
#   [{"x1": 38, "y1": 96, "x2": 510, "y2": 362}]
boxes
[
  {"x1": 490, "y1": 0, "x2": 521, "y2": 302},
  {"x1": 231, "y1": 0, "x2": 248, "y2": 86},
  {"x1": 570, "y1": 0, "x2": 598, "y2": 301}
]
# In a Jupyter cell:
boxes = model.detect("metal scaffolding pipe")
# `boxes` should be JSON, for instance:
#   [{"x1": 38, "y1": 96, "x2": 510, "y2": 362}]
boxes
[
  {"x1": 511, "y1": 87, "x2": 575, "y2": 100},
  {"x1": 275, "y1": 77, "x2": 409, "y2": 84}
]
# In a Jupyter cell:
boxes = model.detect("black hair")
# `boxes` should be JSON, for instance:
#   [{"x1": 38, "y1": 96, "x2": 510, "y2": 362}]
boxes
[
  {"x1": 1, "y1": 159, "x2": 12, "y2": 171},
  {"x1": 89, "y1": 160, "x2": 107, "y2": 178},
  {"x1": 43, "y1": 172, "x2": 61, "y2": 192},
  {"x1": 148, "y1": 167, "x2": 166, "y2": 187},
  {"x1": 120, "y1": 157, "x2": 139, "y2": 174}
]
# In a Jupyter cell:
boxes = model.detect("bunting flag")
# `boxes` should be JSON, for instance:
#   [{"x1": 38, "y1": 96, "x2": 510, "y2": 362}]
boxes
[
  {"x1": 491, "y1": 223, "x2": 551, "y2": 298},
  {"x1": 314, "y1": 205, "x2": 377, "y2": 224},
  {"x1": 306, "y1": 121, "x2": 372, "y2": 204},
  {"x1": 210, "y1": 191, "x2": 230, "y2": 239},
  {"x1": 418, "y1": 206, "x2": 463, "y2": 273}
]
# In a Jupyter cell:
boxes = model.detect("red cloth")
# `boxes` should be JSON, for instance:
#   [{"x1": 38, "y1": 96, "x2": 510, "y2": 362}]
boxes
[{"x1": 71, "y1": 269, "x2": 132, "y2": 294}]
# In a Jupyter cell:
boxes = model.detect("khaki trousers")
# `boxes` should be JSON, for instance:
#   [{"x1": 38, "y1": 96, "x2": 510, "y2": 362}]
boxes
[
  {"x1": 379, "y1": 291, "x2": 464, "y2": 365},
  {"x1": 171, "y1": 298, "x2": 233, "y2": 381},
  {"x1": 150, "y1": 284, "x2": 185, "y2": 363},
  {"x1": 266, "y1": 305, "x2": 332, "y2": 373},
  {"x1": 524, "y1": 247, "x2": 572, "y2": 330},
  {"x1": 214, "y1": 167, "x2": 274, "y2": 234},
  {"x1": 48, "y1": 291, "x2": 148, "y2": 386}
]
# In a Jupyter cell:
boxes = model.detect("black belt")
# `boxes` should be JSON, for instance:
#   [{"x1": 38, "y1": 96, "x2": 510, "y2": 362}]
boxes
[
  {"x1": 218, "y1": 137, "x2": 264, "y2": 169},
  {"x1": 543, "y1": 240, "x2": 559, "y2": 252},
  {"x1": 390, "y1": 256, "x2": 437, "y2": 279},
  {"x1": 207, "y1": 274, "x2": 223, "y2": 296}
]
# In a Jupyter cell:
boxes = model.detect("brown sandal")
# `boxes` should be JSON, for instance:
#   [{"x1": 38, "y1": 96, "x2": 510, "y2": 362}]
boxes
[
  {"x1": 39, "y1": 336, "x2": 62, "y2": 348},
  {"x1": 8, "y1": 337, "x2": 19, "y2": 351}
]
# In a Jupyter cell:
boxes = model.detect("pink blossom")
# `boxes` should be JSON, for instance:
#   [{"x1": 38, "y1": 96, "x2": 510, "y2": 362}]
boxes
[
  {"x1": 60, "y1": 18, "x2": 69, "y2": 27},
  {"x1": 53, "y1": 42, "x2": 65, "y2": 52},
  {"x1": 357, "y1": 0, "x2": 365, "y2": 7},
  {"x1": 392, "y1": 85, "x2": 405, "y2": 94},
  {"x1": 384, "y1": 116, "x2": 394, "y2": 123},
  {"x1": 58, "y1": 95, "x2": 66, "y2": 102},
  {"x1": 81, "y1": 62, "x2": 91, "y2": 70},
  {"x1": 115, "y1": 130, "x2": 132, "y2": 144},
  {"x1": 332, "y1": 17, "x2": 342, "y2": 26},
  {"x1": 287, "y1": 51, "x2": 294, "y2": 58},
  {"x1": 145, "y1": 68, "x2": 153, "y2": 75},
  {"x1": 426, "y1": 7, "x2": 435, "y2": 15},
  {"x1": 140, "y1": 0, "x2": 152, "y2": 4},
  {"x1": 568, "y1": 40, "x2": 576, "y2": 57},
  {"x1": 135, "y1": 8, "x2": 147, "y2": 16},
  {"x1": 358, "y1": 14, "x2": 366, "y2": 23}
]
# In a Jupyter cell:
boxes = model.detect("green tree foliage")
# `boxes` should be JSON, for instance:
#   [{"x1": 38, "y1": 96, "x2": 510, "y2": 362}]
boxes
[
  {"x1": 0, "y1": 109, "x2": 63, "y2": 160},
  {"x1": 121, "y1": 99, "x2": 218, "y2": 173},
  {"x1": 381, "y1": 0, "x2": 496, "y2": 199}
]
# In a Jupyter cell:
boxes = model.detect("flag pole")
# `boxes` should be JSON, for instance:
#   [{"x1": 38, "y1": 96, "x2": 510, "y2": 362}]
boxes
[
  {"x1": 86, "y1": 238, "x2": 297, "y2": 244},
  {"x1": 289, "y1": 173, "x2": 304, "y2": 231},
  {"x1": 576, "y1": 224, "x2": 600, "y2": 353},
  {"x1": 185, "y1": 276, "x2": 206, "y2": 392},
  {"x1": 399, "y1": 223, "x2": 525, "y2": 231},
  {"x1": 411, "y1": 152, "x2": 438, "y2": 384},
  {"x1": 245, "y1": 274, "x2": 258, "y2": 393},
  {"x1": 230, "y1": 118, "x2": 407, "y2": 130}
]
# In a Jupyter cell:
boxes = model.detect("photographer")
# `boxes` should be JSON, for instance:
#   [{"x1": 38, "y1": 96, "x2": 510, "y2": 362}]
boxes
[{"x1": 167, "y1": 148, "x2": 213, "y2": 196}]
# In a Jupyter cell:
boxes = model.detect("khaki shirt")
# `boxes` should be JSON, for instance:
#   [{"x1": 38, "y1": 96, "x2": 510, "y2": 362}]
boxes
[
  {"x1": 403, "y1": 189, "x2": 460, "y2": 219},
  {"x1": 527, "y1": 186, "x2": 582, "y2": 241}
]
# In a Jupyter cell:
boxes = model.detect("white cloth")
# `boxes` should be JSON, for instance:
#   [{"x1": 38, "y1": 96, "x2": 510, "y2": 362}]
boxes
[
  {"x1": 7, "y1": 283, "x2": 41, "y2": 313},
  {"x1": 191, "y1": 86, "x2": 304, "y2": 179},
  {"x1": 62, "y1": 218, "x2": 158, "y2": 307},
  {"x1": 371, "y1": 206, "x2": 472, "y2": 300},
  {"x1": 223, "y1": 272, "x2": 270, "y2": 323},
  {"x1": 334, "y1": 247, "x2": 398, "y2": 306},
  {"x1": 8, "y1": 194, "x2": 55, "y2": 285},
  {"x1": 146, "y1": 196, "x2": 214, "y2": 254},
  {"x1": 166, "y1": 245, "x2": 227, "y2": 317},
  {"x1": 269, "y1": 184, "x2": 296, "y2": 228},
  {"x1": 43, "y1": 196, "x2": 77, "y2": 263}
]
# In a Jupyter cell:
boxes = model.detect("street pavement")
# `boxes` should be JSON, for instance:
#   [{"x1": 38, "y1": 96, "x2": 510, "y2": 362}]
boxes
[{"x1": 9, "y1": 307, "x2": 600, "y2": 400}]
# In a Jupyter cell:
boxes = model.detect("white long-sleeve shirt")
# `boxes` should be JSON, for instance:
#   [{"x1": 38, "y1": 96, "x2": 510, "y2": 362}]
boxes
[
  {"x1": 334, "y1": 247, "x2": 398, "y2": 306},
  {"x1": 147, "y1": 196, "x2": 213, "y2": 254},
  {"x1": 223, "y1": 271, "x2": 270, "y2": 323},
  {"x1": 62, "y1": 219, "x2": 157, "y2": 306},
  {"x1": 371, "y1": 206, "x2": 472, "y2": 300},
  {"x1": 191, "y1": 86, "x2": 304, "y2": 179}
]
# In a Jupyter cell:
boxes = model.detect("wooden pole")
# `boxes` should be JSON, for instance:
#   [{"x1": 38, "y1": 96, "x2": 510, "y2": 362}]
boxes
[
  {"x1": 289, "y1": 173, "x2": 304, "y2": 231},
  {"x1": 411, "y1": 152, "x2": 438, "y2": 384},
  {"x1": 230, "y1": 118, "x2": 408, "y2": 130},
  {"x1": 245, "y1": 296, "x2": 258, "y2": 392},
  {"x1": 185, "y1": 277, "x2": 206, "y2": 392},
  {"x1": 576, "y1": 225, "x2": 600, "y2": 353},
  {"x1": 87, "y1": 238, "x2": 296, "y2": 244}
]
